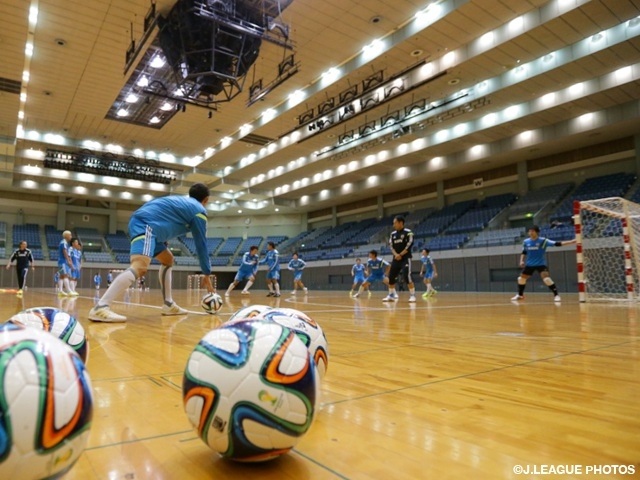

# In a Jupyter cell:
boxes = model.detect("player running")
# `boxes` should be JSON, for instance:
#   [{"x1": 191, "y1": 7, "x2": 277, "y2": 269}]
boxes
[
  {"x1": 259, "y1": 241, "x2": 281, "y2": 297},
  {"x1": 352, "y1": 250, "x2": 389, "y2": 298},
  {"x1": 419, "y1": 248, "x2": 438, "y2": 297},
  {"x1": 350, "y1": 258, "x2": 366, "y2": 297},
  {"x1": 288, "y1": 252, "x2": 308, "y2": 294},
  {"x1": 226, "y1": 246, "x2": 259, "y2": 296}
]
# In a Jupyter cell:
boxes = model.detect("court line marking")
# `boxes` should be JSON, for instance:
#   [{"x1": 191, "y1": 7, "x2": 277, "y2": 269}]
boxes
[{"x1": 324, "y1": 338, "x2": 639, "y2": 407}]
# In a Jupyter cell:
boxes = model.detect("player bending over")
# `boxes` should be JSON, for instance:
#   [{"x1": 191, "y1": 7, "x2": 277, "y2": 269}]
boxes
[{"x1": 89, "y1": 183, "x2": 214, "y2": 322}]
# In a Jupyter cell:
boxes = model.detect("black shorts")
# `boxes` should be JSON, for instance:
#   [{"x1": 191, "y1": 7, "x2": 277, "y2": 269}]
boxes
[
  {"x1": 522, "y1": 265, "x2": 549, "y2": 276},
  {"x1": 389, "y1": 257, "x2": 412, "y2": 285}
]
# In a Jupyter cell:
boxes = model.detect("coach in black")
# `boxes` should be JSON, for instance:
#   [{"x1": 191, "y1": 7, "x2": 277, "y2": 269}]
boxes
[
  {"x1": 6, "y1": 240, "x2": 35, "y2": 296},
  {"x1": 383, "y1": 215, "x2": 416, "y2": 302}
]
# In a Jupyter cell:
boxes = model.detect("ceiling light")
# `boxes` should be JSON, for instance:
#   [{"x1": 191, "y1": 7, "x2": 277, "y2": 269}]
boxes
[
  {"x1": 18, "y1": 111, "x2": 24, "y2": 119},
  {"x1": 125, "y1": 93, "x2": 139, "y2": 103},
  {"x1": 137, "y1": 76, "x2": 149, "y2": 87},
  {"x1": 25, "y1": 43, "x2": 33, "y2": 56},
  {"x1": 22, "y1": 71, "x2": 29, "y2": 82},
  {"x1": 20, "y1": 93, "x2": 27, "y2": 102},
  {"x1": 262, "y1": 108, "x2": 276, "y2": 121},
  {"x1": 29, "y1": 7, "x2": 38, "y2": 25},
  {"x1": 150, "y1": 55, "x2": 165, "y2": 68},
  {"x1": 116, "y1": 108, "x2": 129, "y2": 117},
  {"x1": 150, "y1": 116, "x2": 161, "y2": 124},
  {"x1": 160, "y1": 102, "x2": 173, "y2": 111}
]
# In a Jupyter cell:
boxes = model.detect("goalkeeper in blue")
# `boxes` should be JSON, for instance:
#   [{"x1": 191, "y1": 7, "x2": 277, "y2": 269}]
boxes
[
  {"x1": 89, "y1": 183, "x2": 214, "y2": 322},
  {"x1": 511, "y1": 225, "x2": 576, "y2": 302},
  {"x1": 288, "y1": 252, "x2": 308, "y2": 295}
]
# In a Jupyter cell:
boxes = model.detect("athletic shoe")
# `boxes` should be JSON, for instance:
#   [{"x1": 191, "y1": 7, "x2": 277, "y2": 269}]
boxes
[
  {"x1": 291, "y1": 290, "x2": 297, "y2": 295},
  {"x1": 554, "y1": 295, "x2": 561, "y2": 302},
  {"x1": 431, "y1": 290, "x2": 437, "y2": 296},
  {"x1": 89, "y1": 306, "x2": 127, "y2": 323},
  {"x1": 422, "y1": 292, "x2": 429, "y2": 298},
  {"x1": 367, "y1": 291, "x2": 372, "y2": 298},
  {"x1": 266, "y1": 292, "x2": 274, "y2": 297},
  {"x1": 511, "y1": 294, "x2": 524, "y2": 301},
  {"x1": 382, "y1": 294, "x2": 398, "y2": 302},
  {"x1": 273, "y1": 293, "x2": 281, "y2": 297},
  {"x1": 352, "y1": 292, "x2": 360, "y2": 298},
  {"x1": 241, "y1": 290, "x2": 250, "y2": 295},
  {"x1": 303, "y1": 287, "x2": 308, "y2": 293},
  {"x1": 408, "y1": 295, "x2": 416, "y2": 302},
  {"x1": 224, "y1": 291, "x2": 230, "y2": 296},
  {"x1": 161, "y1": 302, "x2": 188, "y2": 316},
  {"x1": 58, "y1": 291, "x2": 69, "y2": 297},
  {"x1": 349, "y1": 290, "x2": 354, "y2": 297},
  {"x1": 16, "y1": 289, "x2": 23, "y2": 296},
  {"x1": 69, "y1": 291, "x2": 80, "y2": 297}
]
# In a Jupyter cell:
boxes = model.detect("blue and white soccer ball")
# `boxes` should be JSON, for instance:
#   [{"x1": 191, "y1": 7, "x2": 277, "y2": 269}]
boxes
[
  {"x1": 0, "y1": 322, "x2": 94, "y2": 480},
  {"x1": 183, "y1": 318, "x2": 319, "y2": 461},
  {"x1": 9, "y1": 307, "x2": 89, "y2": 364},
  {"x1": 201, "y1": 292, "x2": 224, "y2": 314},
  {"x1": 227, "y1": 304, "x2": 273, "y2": 322}
]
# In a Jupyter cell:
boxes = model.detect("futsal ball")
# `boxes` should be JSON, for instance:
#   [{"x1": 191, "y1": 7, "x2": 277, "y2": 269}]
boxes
[
  {"x1": 202, "y1": 292, "x2": 223, "y2": 314},
  {"x1": 259, "y1": 308, "x2": 329, "y2": 379},
  {"x1": 0, "y1": 322, "x2": 94, "y2": 480},
  {"x1": 9, "y1": 307, "x2": 89, "y2": 364},
  {"x1": 227, "y1": 304, "x2": 272, "y2": 322},
  {"x1": 183, "y1": 318, "x2": 319, "y2": 462}
]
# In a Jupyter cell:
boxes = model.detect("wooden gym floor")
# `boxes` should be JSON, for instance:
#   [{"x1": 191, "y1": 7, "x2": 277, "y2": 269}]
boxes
[{"x1": 2, "y1": 288, "x2": 639, "y2": 479}]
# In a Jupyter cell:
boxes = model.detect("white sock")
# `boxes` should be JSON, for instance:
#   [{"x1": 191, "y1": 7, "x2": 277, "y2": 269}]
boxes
[
  {"x1": 97, "y1": 269, "x2": 136, "y2": 308},
  {"x1": 63, "y1": 278, "x2": 71, "y2": 293},
  {"x1": 275, "y1": 283, "x2": 280, "y2": 294},
  {"x1": 71, "y1": 280, "x2": 77, "y2": 291},
  {"x1": 409, "y1": 287, "x2": 415, "y2": 295},
  {"x1": 159, "y1": 265, "x2": 173, "y2": 306},
  {"x1": 227, "y1": 283, "x2": 236, "y2": 294},
  {"x1": 389, "y1": 288, "x2": 397, "y2": 295},
  {"x1": 244, "y1": 280, "x2": 253, "y2": 291},
  {"x1": 268, "y1": 283, "x2": 274, "y2": 292},
  {"x1": 58, "y1": 279, "x2": 63, "y2": 291}
]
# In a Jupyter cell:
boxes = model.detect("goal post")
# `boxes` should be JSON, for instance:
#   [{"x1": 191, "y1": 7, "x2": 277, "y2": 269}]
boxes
[{"x1": 574, "y1": 197, "x2": 640, "y2": 302}]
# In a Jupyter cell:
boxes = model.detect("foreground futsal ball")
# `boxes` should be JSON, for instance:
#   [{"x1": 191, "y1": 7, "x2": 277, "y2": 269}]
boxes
[
  {"x1": 9, "y1": 307, "x2": 89, "y2": 364},
  {"x1": 0, "y1": 322, "x2": 93, "y2": 480},
  {"x1": 183, "y1": 318, "x2": 319, "y2": 462},
  {"x1": 227, "y1": 304, "x2": 272, "y2": 322},
  {"x1": 260, "y1": 308, "x2": 329, "y2": 379},
  {"x1": 202, "y1": 292, "x2": 223, "y2": 314}
]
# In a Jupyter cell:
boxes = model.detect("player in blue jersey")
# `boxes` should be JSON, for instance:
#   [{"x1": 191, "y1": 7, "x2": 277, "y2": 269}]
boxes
[
  {"x1": 69, "y1": 238, "x2": 82, "y2": 294},
  {"x1": 226, "y1": 246, "x2": 259, "y2": 296},
  {"x1": 511, "y1": 225, "x2": 576, "y2": 302},
  {"x1": 419, "y1": 248, "x2": 438, "y2": 297},
  {"x1": 259, "y1": 241, "x2": 281, "y2": 297},
  {"x1": 57, "y1": 230, "x2": 76, "y2": 296},
  {"x1": 89, "y1": 183, "x2": 214, "y2": 322},
  {"x1": 94, "y1": 273, "x2": 102, "y2": 290},
  {"x1": 352, "y1": 250, "x2": 390, "y2": 298},
  {"x1": 350, "y1": 258, "x2": 366, "y2": 296},
  {"x1": 288, "y1": 252, "x2": 308, "y2": 295}
]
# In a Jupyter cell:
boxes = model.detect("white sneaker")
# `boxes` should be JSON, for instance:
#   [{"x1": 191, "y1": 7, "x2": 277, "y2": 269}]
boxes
[
  {"x1": 291, "y1": 290, "x2": 297, "y2": 295},
  {"x1": 382, "y1": 294, "x2": 397, "y2": 302},
  {"x1": 241, "y1": 290, "x2": 250, "y2": 295},
  {"x1": 408, "y1": 295, "x2": 416, "y2": 303},
  {"x1": 554, "y1": 295, "x2": 561, "y2": 302},
  {"x1": 69, "y1": 291, "x2": 80, "y2": 297},
  {"x1": 89, "y1": 306, "x2": 127, "y2": 323},
  {"x1": 511, "y1": 294, "x2": 524, "y2": 301},
  {"x1": 352, "y1": 292, "x2": 360, "y2": 298},
  {"x1": 303, "y1": 287, "x2": 308, "y2": 293},
  {"x1": 162, "y1": 302, "x2": 188, "y2": 315},
  {"x1": 225, "y1": 291, "x2": 230, "y2": 296}
]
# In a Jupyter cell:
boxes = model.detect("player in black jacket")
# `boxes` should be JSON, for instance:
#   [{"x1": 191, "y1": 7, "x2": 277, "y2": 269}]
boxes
[{"x1": 6, "y1": 241, "x2": 35, "y2": 296}]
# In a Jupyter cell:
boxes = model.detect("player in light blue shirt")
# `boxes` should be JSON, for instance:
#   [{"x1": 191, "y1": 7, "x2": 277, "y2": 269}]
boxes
[
  {"x1": 94, "y1": 273, "x2": 102, "y2": 290},
  {"x1": 350, "y1": 258, "x2": 366, "y2": 296},
  {"x1": 419, "y1": 248, "x2": 438, "y2": 297},
  {"x1": 226, "y1": 246, "x2": 259, "y2": 296},
  {"x1": 69, "y1": 237, "x2": 82, "y2": 294},
  {"x1": 259, "y1": 241, "x2": 281, "y2": 297},
  {"x1": 288, "y1": 252, "x2": 308, "y2": 295},
  {"x1": 512, "y1": 225, "x2": 576, "y2": 302},
  {"x1": 57, "y1": 230, "x2": 75, "y2": 296},
  {"x1": 352, "y1": 250, "x2": 389, "y2": 298},
  {"x1": 90, "y1": 183, "x2": 214, "y2": 322}
]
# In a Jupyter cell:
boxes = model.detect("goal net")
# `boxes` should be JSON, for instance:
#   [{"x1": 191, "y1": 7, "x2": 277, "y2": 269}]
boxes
[{"x1": 575, "y1": 197, "x2": 640, "y2": 302}]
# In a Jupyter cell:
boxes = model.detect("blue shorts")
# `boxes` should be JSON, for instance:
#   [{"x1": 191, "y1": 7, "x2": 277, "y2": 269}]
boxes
[
  {"x1": 366, "y1": 274, "x2": 385, "y2": 284},
  {"x1": 293, "y1": 272, "x2": 303, "y2": 281},
  {"x1": 129, "y1": 221, "x2": 168, "y2": 258},
  {"x1": 353, "y1": 274, "x2": 365, "y2": 284},
  {"x1": 423, "y1": 272, "x2": 434, "y2": 280},
  {"x1": 234, "y1": 270, "x2": 254, "y2": 282},
  {"x1": 58, "y1": 264, "x2": 72, "y2": 276},
  {"x1": 266, "y1": 269, "x2": 280, "y2": 281},
  {"x1": 71, "y1": 269, "x2": 81, "y2": 280}
]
